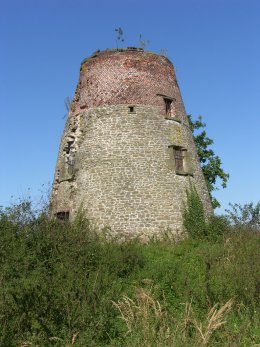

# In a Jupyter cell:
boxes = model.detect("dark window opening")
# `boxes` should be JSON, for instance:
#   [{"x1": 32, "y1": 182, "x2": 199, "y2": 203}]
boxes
[
  {"x1": 168, "y1": 145, "x2": 193, "y2": 176},
  {"x1": 164, "y1": 98, "x2": 173, "y2": 116},
  {"x1": 174, "y1": 148, "x2": 184, "y2": 172},
  {"x1": 128, "y1": 106, "x2": 135, "y2": 113},
  {"x1": 64, "y1": 138, "x2": 74, "y2": 154},
  {"x1": 55, "y1": 211, "x2": 70, "y2": 221}
]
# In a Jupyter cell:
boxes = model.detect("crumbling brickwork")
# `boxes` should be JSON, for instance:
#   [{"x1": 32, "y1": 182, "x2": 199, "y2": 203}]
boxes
[
  {"x1": 50, "y1": 48, "x2": 212, "y2": 239},
  {"x1": 71, "y1": 49, "x2": 183, "y2": 118}
]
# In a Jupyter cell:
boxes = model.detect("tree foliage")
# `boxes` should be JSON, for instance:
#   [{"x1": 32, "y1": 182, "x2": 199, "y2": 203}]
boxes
[
  {"x1": 225, "y1": 201, "x2": 260, "y2": 230},
  {"x1": 188, "y1": 115, "x2": 229, "y2": 209}
]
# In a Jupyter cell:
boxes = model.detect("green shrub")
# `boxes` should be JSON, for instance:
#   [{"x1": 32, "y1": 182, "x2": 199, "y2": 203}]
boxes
[
  {"x1": 0, "y1": 200, "x2": 259, "y2": 346},
  {"x1": 183, "y1": 185, "x2": 228, "y2": 242},
  {"x1": 0, "y1": 204, "x2": 145, "y2": 346},
  {"x1": 183, "y1": 185, "x2": 209, "y2": 239},
  {"x1": 225, "y1": 201, "x2": 260, "y2": 231}
]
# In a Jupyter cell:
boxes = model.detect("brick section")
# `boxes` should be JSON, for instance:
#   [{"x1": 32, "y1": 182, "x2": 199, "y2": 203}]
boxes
[{"x1": 70, "y1": 48, "x2": 185, "y2": 119}]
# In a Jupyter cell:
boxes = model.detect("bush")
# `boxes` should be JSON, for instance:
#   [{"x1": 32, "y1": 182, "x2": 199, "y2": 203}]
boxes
[
  {"x1": 0, "y1": 203, "x2": 145, "y2": 346},
  {"x1": 183, "y1": 185, "x2": 208, "y2": 239},
  {"x1": 183, "y1": 185, "x2": 229, "y2": 241},
  {"x1": 0, "y1": 199, "x2": 259, "y2": 346},
  {"x1": 225, "y1": 201, "x2": 260, "y2": 231}
]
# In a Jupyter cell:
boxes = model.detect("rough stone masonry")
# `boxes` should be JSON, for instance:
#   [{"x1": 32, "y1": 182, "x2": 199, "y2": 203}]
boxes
[{"x1": 50, "y1": 48, "x2": 212, "y2": 240}]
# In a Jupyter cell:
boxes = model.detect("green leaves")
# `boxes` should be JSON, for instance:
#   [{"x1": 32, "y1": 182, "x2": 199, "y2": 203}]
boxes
[
  {"x1": 0, "y1": 201, "x2": 259, "y2": 345},
  {"x1": 188, "y1": 115, "x2": 229, "y2": 208},
  {"x1": 183, "y1": 185, "x2": 208, "y2": 239},
  {"x1": 225, "y1": 201, "x2": 260, "y2": 230}
]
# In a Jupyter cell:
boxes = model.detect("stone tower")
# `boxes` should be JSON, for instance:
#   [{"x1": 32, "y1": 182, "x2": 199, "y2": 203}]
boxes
[{"x1": 50, "y1": 48, "x2": 212, "y2": 239}]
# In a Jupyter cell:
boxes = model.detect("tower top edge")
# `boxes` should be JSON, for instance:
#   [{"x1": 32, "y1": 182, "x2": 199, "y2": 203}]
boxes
[{"x1": 80, "y1": 47, "x2": 174, "y2": 67}]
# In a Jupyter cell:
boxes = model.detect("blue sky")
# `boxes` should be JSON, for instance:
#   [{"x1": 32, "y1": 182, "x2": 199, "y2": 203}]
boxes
[{"x1": 1, "y1": 0, "x2": 260, "y2": 213}]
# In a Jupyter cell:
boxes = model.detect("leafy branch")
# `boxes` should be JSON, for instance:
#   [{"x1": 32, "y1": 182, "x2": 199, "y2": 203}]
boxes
[{"x1": 188, "y1": 115, "x2": 229, "y2": 208}]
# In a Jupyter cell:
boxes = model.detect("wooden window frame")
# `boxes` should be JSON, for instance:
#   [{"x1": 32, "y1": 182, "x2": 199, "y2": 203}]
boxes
[
  {"x1": 168, "y1": 145, "x2": 194, "y2": 176},
  {"x1": 174, "y1": 146, "x2": 184, "y2": 173},
  {"x1": 157, "y1": 94, "x2": 182, "y2": 122}
]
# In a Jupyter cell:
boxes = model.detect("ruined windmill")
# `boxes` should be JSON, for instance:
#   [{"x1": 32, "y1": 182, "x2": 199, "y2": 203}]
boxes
[{"x1": 50, "y1": 48, "x2": 212, "y2": 239}]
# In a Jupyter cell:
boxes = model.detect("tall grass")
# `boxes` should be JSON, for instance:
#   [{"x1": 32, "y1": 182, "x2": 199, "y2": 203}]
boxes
[
  {"x1": 0, "y1": 199, "x2": 259, "y2": 346},
  {"x1": 112, "y1": 286, "x2": 233, "y2": 346}
]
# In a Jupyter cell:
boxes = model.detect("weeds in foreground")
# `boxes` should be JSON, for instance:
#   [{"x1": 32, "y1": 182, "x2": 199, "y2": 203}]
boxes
[
  {"x1": 112, "y1": 286, "x2": 168, "y2": 345},
  {"x1": 113, "y1": 286, "x2": 234, "y2": 346},
  {"x1": 195, "y1": 299, "x2": 233, "y2": 345},
  {"x1": 0, "y1": 199, "x2": 259, "y2": 346}
]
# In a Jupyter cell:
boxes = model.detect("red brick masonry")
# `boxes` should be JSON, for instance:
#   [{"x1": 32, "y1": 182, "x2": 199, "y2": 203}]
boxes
[{"x1": 71, "y1": 48, "x2": 183, "y2": 116}]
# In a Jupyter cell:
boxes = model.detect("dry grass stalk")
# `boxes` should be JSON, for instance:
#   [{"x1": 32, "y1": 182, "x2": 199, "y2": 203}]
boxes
[
  {"x1": 49, "y1": 336, "x2": 63, "y2": 342},
  {"x1": 195, "y1": 298, "x2": 233, "y2": 345},
  {"x1": 71, "y1": 332, "x2": 79, "y2": 344},
  {"x1": 135, "y1": 286, "x2": 163, "y2": 318},
  {"x1": 112, "y1": 295, "x2": 136, "y2": 334},
  {"x1": 113, "y1": 286, "x2": 233, "y2": 346},
  {"x1": 112, "y1": 285, "x2": 167, "y2": 344},
  {"x1": 179, "y1": 300, "x2": 193, "y2": 340},
  {"x1": 65, "y1": 332, "x2": 79, "y2": 346},
  {"x1": 46, "y1": 332, "x2": 78, "y2": 347}
]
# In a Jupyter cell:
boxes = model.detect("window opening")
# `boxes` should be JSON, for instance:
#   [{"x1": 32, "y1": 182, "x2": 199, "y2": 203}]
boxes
[
  {"x1": 64, "y1": 138, "x2": 74, "y2": 154},
  {"x1": 174, "y1": 148, "x2": 184, "y2": 172},
  {"x1": 128, "y1": 106, "x2": 135, "y2": 113},
  {"x1": 164, "y1": 98, "x2": 173, "y2": 116},
  {"x1": 168, "y1": 145, "x2": 193, "y2": 175},
  {"x1": 55, "y1": 211, "x2": 70, "y2": 221}
]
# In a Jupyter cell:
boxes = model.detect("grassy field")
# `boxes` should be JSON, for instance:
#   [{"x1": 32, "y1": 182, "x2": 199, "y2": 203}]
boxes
[{"x1": 0, "y1": 197, "x2": 259, "y2": 346}]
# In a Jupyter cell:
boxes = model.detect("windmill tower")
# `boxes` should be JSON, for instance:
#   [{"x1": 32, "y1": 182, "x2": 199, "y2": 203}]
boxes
[{"x1": 50, "y1": 48, "x2": 212, "y2": 239}]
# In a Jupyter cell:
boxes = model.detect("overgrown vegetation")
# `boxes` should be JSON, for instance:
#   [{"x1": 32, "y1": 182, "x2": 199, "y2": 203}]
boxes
[{"x1": 0, "y1": 198, "x2": 259, "y2": 346}]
